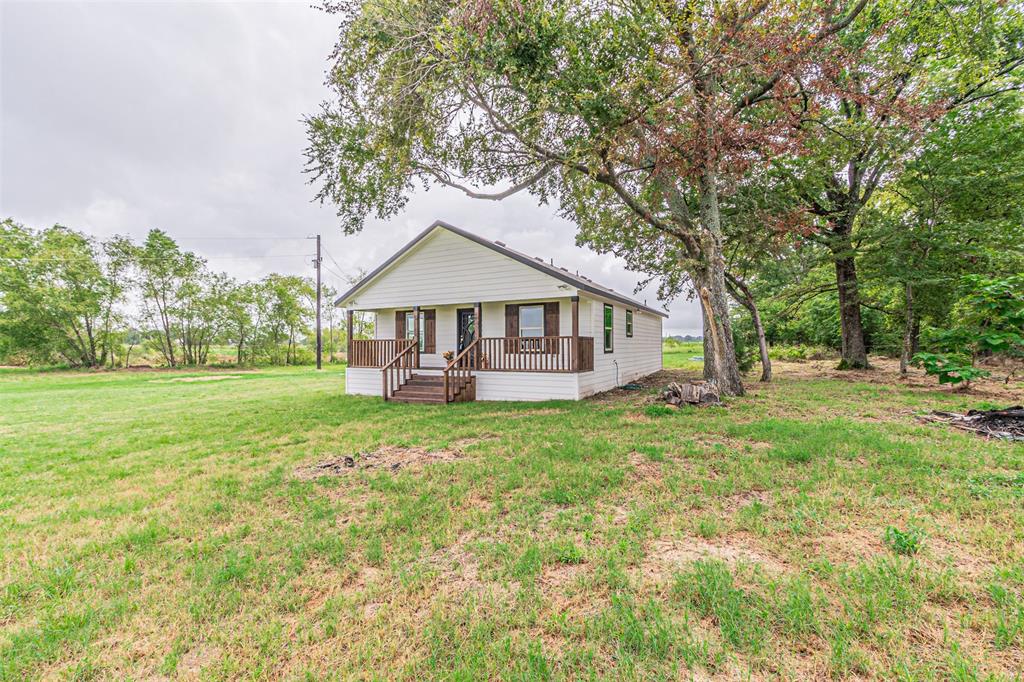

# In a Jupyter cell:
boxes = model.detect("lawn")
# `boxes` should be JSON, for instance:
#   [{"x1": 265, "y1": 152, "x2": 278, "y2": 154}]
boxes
[{"x1": 1, "y1": 359, "x2": 1022, "y2": 680}]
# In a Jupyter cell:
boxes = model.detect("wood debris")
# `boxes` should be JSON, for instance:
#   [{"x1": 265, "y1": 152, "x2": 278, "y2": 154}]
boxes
[
  {"x1": 919, "y1": 406, "x2": 1024, "y2": 441},
  {"x1": 662, "y1": 380, "x2": 721, "y2": 406}
]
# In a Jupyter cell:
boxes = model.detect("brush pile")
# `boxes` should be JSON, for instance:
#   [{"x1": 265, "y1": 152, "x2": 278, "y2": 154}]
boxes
[
  {"x1": 920, "y1": 406, "x2": 1024, "y2": 441},
  {"x1": 662, "y1": 380, "x2": 721, "y2": 406}
]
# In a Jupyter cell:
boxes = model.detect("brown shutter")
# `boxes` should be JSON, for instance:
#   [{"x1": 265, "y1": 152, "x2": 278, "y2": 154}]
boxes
[
  {"x1": 395, "y1": 311, "x2": 405, "y2": 340},
  {"x1": 505, "y1": 304, "x2": 519, "y2": 353},
  {"x1": 423, "y1": 309, "x2": 436, "y2": 353},
  {"x1": 543, "y1": 302, "x2": 559, "y2": 336},
  {"x1": 544, "y1": 302, "x2": 560, "y2": 354}
]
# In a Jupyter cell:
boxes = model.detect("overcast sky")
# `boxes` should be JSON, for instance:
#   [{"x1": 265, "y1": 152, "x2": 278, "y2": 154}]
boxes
[{"x1": 0, "y1": 0, "x2": 702, "y2": 334}]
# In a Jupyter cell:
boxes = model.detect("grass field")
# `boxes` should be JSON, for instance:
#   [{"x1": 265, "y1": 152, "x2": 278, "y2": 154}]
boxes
[{"x1": 1, "y1": 355, "x2": 1023, "y2": 680}]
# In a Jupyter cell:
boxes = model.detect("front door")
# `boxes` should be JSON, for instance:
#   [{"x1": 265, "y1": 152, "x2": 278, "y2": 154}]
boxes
[{"x1": 457, "y1": 308, "x2": 476, "y2": 354}]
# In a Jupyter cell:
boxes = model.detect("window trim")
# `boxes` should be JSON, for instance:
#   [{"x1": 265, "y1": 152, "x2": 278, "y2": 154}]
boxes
[
  {"x1": 625, "y1": 309, "x2": 633, "y2": 338},
  {"x1": 603, "y1": 304, "x2": 614, "y2": 353}
]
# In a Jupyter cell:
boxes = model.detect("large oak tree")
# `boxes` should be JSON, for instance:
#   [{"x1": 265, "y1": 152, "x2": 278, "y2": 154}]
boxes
[{"x1": 306, "y1": 0, "x2": 872, "y2": 395}]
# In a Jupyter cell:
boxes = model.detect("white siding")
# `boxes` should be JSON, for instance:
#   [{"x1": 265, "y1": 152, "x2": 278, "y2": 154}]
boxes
[
  {"x1": 475, "y1": 372, "x2": 579, "y2": 401},
  {"x1": 345, "y1": 367, "x2": 384, "y2": 396},
  {"x1": 577, "y1": 294, "x2": 663, "y2": 398},
  {"x1": 347, "y1": 228, "x2": 569, "y2": 309}
]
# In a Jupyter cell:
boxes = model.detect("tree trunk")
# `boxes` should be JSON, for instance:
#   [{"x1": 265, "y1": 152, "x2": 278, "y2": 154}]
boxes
[
  {"x1": 726, "y1": 274, "x2": 771, "y2": 382},
  {"x1": 694, "y1": 170, "x2": 744, "y2": 396},
  {"x1": 827, "y1": 219, "x2": 869, "y2": 369},
  {"x1": 900, "y1": 281, "x2": 913, "y2": 376}
]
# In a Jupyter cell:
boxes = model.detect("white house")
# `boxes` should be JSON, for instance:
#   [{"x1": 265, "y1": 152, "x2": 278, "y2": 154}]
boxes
[{"x1": 337, "y1": 221, "x2": 666, "y2": 403}]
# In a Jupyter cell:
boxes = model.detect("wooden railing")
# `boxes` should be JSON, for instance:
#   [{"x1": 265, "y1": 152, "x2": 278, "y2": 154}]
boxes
[
  {"x1": 474, "y1": 336, "x2": 594, "y2": 372},
  {"x1": 381, "y1": 340, "x2": 418, "y2": 400},
  {"x1": 351, "y1": 338, "x2": 417, "y2": 368},
  {"x1": 442, "y1": 338, "x2": 479, "y2": 403},
  {"x1": 350, "y1": 336, "x2": 594, "y2": 373}
]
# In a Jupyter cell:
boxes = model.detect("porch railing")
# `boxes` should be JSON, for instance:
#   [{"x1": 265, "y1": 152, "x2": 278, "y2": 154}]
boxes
[
  {"x1": 351, "y1": 338, "x2": 417, "y2": 368},
  {"x1": 442, "y1": 338, "x2": 479, "y2": 402},
  {"x1": 381, "y1": 340, "x2": 417, "y2": 400},
  {"x1": 350, "y1": 336, "x2": 594, "y2": 373}
]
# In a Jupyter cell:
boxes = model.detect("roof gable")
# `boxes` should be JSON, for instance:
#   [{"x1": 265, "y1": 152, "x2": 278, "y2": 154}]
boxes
[{"x1": 336, "y1": 221, "x2": 668, "y2": 316}]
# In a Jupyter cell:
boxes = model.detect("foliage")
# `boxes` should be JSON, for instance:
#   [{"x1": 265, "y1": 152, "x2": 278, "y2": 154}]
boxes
[
  {"x1": 1, "y1": 222, "x2": 328, "y2": 367},
  {"x1": 911, "y1": 352, "x2": 990, "y2": 386},
  {"x1": 0, "y1": 220, "x2": 125, "y2": 367},
  {"x1": 882, "y1": 526, "x2": 926, "y2": 557}
]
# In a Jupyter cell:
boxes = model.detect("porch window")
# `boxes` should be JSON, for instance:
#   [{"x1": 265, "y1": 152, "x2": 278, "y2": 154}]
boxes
[
  {"x1": 603, "y1": 304, "x2": 614, "y2": 353},
  {"x1": 404, "y1": 311, "x2": 424, "y2": 352},
  {"x1": 519, "y1": 305, "x2": 544, "y2": 337},
  {"x1": 626, "y1": 309, "x2": 633, "y2": 338}
]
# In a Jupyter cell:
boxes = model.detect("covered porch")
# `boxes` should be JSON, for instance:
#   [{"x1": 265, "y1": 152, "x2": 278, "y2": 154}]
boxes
[{"x1": 344, "y1": 298, "x2": 595, "y2": 403}]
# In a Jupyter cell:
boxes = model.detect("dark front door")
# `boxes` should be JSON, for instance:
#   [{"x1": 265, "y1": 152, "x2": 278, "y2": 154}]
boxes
[{"x1": 457, "y1": 308, "x2": 476, "y2": 353}]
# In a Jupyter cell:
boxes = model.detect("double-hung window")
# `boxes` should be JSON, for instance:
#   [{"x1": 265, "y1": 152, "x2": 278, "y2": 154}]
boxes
[
  {"x1": 519, "y1": 304, "x2": 544, "y2": 352},
  {"x1": 626, "y1": 309, "x2": 634, "y2": 338},
  {"x1": 603, "y1": 304, "x2": 614, "y2": 353}
]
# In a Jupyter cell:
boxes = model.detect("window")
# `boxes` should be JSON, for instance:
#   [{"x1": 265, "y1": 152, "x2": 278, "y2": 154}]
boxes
[
  {"x1": 626, "y1": 309, "x2": 633, "y2": 338},
  {"x1": 404, "y1": 311, "x2": 424, "y2": 351},
  {"x1": 603, "y1": 304, "x2": 614, "y2": 352},
  {"x1": 519, "y1": 305, "x2": 544, "y2": 338}
]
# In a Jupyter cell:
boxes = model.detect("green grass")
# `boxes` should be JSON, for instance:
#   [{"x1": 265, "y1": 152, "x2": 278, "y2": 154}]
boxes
[{"x1": 0, "y1": 360, "x2": 1022, "y2": 679}]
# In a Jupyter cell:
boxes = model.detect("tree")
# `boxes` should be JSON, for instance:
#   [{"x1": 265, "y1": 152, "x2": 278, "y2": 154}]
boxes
[
  {"x1": 306, "y1": 0, "x2": 875, "y2": 395},
  {"x1": 861, "y1": 94, "x2": 1024, "y2": 374},
  {"x1": 781, "y1": 0, "x2": 1024, "y2": 368},
  {"x1": 0, "y1": 220, "x2": 124, "y2": 367}
]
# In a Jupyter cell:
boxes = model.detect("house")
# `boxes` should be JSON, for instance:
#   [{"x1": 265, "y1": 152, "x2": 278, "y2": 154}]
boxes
[{"x1": 337, "y1": 221, "x2": 667, "y2": 403}]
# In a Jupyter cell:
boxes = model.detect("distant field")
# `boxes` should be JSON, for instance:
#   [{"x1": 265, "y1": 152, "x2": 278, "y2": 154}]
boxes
[{"x1": 1, "y1": 358, "x2": 1022, "y2": 679}]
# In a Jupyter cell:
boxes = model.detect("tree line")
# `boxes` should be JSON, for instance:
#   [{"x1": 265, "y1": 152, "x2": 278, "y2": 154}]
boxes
[
  {"x1": 0, "y1": 222, "x2": 348, "y2": 368},
  {"x1": 306, "y1": 0, "x2": 1023, "y2": 394}
]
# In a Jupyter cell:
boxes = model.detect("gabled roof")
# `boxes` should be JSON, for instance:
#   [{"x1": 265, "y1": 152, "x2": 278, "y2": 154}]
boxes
[{"x1": 335, "y1": 220, "x2": 668, "y2": 317}]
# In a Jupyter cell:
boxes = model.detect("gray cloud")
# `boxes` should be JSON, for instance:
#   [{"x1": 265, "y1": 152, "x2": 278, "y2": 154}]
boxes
[{"x1": 1, "y1": 0, "x2": 703, "y2": 334}]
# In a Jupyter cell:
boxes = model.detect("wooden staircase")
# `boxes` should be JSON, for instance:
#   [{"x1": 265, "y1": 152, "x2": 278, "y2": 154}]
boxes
[{"x1": 391, "y1": 374, "x2": 476, "y2": 404}]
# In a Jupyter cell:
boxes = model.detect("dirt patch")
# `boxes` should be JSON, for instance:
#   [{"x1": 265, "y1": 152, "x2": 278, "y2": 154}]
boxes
[
  {"x1": 177, "y1": 642, "x2": 221, "y2": 677},
  {"x1": 539, "y1": 562, "x2": 588, "y2": 590},
  {"x1": 628, "y1": 450, "x2": 664, "y2": 482},
  {"x1": 720, "y1": 489, "x2": 771, "y2": 512},
  {"x1": 451, "y1": 434, "x2": 499, "y2": 448},
  {"x1": 775, "y1": 357, "x2": 1024, "y2": 402},
  {"x1": 642, "y1": 535, "x2": 790, "y2": 582},
  {"x1": 295, "y1": 445, "x2": 464, "y2": 479}
]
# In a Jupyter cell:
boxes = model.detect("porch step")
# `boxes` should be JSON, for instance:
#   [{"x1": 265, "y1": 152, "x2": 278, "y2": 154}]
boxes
[{"x1": 390, "y1": 374, "x2": 475, "y2": 404}]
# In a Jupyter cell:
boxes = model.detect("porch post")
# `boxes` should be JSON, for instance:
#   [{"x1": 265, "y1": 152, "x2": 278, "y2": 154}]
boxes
[
  {"x1": 571, "y1": 296, "x2": 579, "y2": 371},
  {"x1": 412, "y1": 305, "x2": 420, "y2": 368},
  {"x1": 346, "y1": 309, "x2": 354, "y2": 364}
]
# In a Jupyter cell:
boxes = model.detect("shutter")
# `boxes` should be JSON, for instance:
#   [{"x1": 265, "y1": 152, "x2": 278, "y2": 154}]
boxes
[
  {"x1": 543, "y1": 302, "x2": 560, "y2": 354},
  {"x1": 505, "y1": 304, "x2": 519, "y2": 353},
  {"x1": 395, "y1": 311, "x2": 405, "y2": 340},
  {"x1": 423, "y1": 309, "x2": 436, "y2": 354},
  {"x1": 543, "y1": 302, "x2": 559, "y2": 336}
]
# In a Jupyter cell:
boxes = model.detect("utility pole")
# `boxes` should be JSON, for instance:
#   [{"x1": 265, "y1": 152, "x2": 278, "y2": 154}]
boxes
[{"x1": 313, "y1": 234, "x2": 322, "y2": 370}]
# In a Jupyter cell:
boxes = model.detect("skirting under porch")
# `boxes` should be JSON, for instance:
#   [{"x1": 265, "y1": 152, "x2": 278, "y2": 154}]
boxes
[{"x1": 345, "y1": 366, "x2": 581, "y2": 402}]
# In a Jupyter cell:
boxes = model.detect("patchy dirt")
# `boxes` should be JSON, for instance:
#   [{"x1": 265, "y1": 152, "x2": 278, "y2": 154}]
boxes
[
  {"x1": 588, "y1": 370, "x2": 677, "y2": 404},
  {"x1": 719, "y1": 489, "x2": 772, "y2": 512},
  {"x1": 628, "y1": 450, "x2": 664, "y2": 482},
  {"x1": 177, "y1": 643, "x2": 221, "y2": 677},
  {"x1": 295, "y1": 445, "x2": 464, "y2": 479},
  {"x1": 774, "y1": 357, "x2": 1024, "y2": 402},
  {"x1": 642, "y1": 535, "x2": 790, "y2": 582}
]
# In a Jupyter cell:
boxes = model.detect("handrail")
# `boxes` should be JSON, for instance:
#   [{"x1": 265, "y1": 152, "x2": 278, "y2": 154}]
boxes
[
  {"x1": 381, "y1": 339, "x2": 417, "y2": 400},
  {"x1": 442, "y1": 338, "x2": 480, "y2": 403}
]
